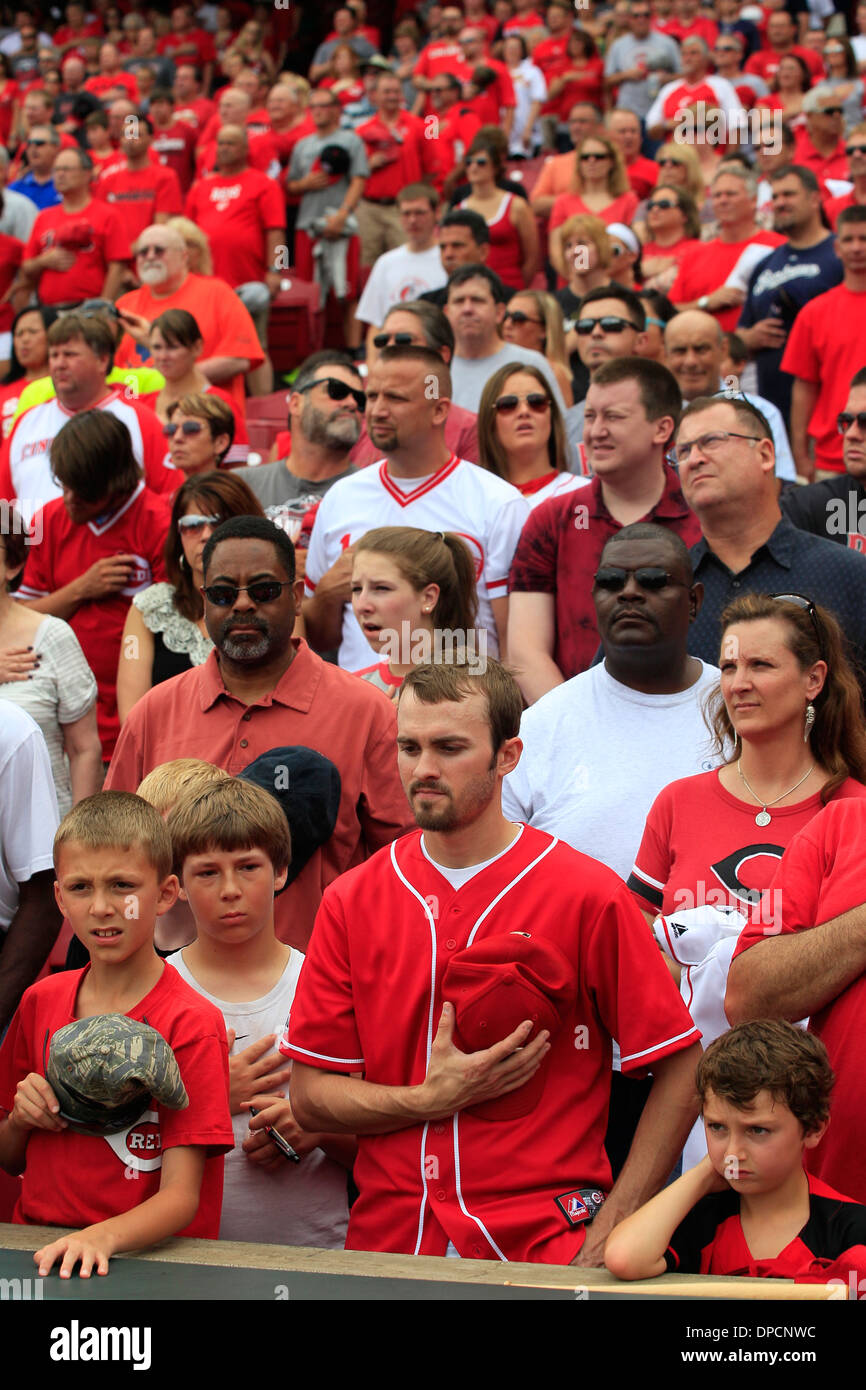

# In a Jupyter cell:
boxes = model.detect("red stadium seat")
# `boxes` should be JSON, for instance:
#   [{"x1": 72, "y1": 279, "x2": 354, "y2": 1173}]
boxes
[
  {"x1": 245, "y1": 390, "x2": 291, "y2": 456},
  {"x1": 267, "y1": 278, "x2": 325, "y2": 376}
]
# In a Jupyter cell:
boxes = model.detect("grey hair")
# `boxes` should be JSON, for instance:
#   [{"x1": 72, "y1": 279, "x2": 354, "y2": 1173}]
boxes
[
  {"x1": 802, "y1": 84, "x2": 841, "y2": 115},
  {"x1": 711, "y1": 161, "x2": 758, "y2": 198}
]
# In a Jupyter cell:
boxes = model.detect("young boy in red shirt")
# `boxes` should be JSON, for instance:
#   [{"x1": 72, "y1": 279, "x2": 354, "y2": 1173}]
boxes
[
  {"x1": 604, "y1": 1020, "x2": 866, "y2": 1284},
  {"x1": 0, "y1": 791, "x2": 233, "y2": 1279}
]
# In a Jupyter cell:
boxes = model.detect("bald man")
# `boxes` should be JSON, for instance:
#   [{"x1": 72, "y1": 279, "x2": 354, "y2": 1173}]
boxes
[{"x1": 664, "y1": 310, "x2": 795, "y2": 481}]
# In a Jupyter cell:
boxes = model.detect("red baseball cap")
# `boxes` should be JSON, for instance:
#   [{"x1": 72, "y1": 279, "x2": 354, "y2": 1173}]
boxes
[{"x1": 442, "y1": 931, "x2": 576, "y2": 1121}]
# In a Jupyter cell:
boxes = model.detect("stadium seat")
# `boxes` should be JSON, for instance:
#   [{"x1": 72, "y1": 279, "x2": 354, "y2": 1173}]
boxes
[
  {"x1": 245, "y1": 390, "x2": 291, "y2": 456},
  {"x1": 268, "y1": 278, "x2": 325, "y2": 375}
]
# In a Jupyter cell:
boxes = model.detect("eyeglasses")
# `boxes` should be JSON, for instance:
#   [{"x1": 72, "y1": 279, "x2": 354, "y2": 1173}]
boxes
[
  {"x1": 838, "y1": 411, "x2": 866, "y2": 433},
  {"x1": 373, "y1": 331, "x2": 418, "y2": 348},
  {"x1": 666, "y1": 430, "x2": 761, "y2": 466},
  {"x1": 163, "y1": 419, "x2": 205, "y2": 438},
  {"x1": 503, "y1": 309, "x2": 543, "y2": 325},
  {"x1": 714, "y1": 44, "x2": 740, "y2": 52},
  {"x1": 201, "y1": 580, "x2": 294, "y2": 606},
  {"x1": 136, "y1": 244, "x2": 168, "y2": 257},
  {"x1": 493, "y1": 392, "x2": 551, "y2": 414},
  {"x1": 297, "y1": 376, "x2": 366, "y2": 411},
  {"x1": 575, "y1": 315, "x2": 637, "y2": 335},
  {"x1": 466, "y1": 155, "x2": 490, "y2": 166},
  {"x1": 579, "y1": 151, "x2": 610, "y2": 162},
  {"x1": 647, "y1": 198, "x2": 678, "y2": 211},
  {"x1": 770, "y1": 592, "x2": 824, "y2": 656},
  {"x1": 593, "y1": 566, "x2": 686, "y2": 593},
  {"x1": 178, "y1": 513, "x2": 220, "y2": 532},
  {"x1": 846, "y1": 144, "x2": 866, "y2": 156}
]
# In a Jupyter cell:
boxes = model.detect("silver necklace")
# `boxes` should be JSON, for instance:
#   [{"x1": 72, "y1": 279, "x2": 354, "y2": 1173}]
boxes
[{"x1": 737, "y1": 759, "x2": 815, "y2": 827}]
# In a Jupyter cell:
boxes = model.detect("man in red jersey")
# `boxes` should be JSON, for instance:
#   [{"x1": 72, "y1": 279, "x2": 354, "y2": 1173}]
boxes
[
  {"x1": 158, "y1": 3, "x2": 215, "y2": 92},
  {"x1": 355, "y1": 72, "x2": 427, "y2": 265},
  {"x1": 19, "y1": 146, "x2": 128, "y2": 305},
  {"x1": 286, "y1": 659, "x2": 702, "y2": 1265},
  {"x1": 606, "y1": 109, "x2": 659, "y2": 200},
  {"x1": 745, "y1": 10, "x2": 824, "y2": 85},
  {"x1": 15, "y1": 410, "x2": 171, "y2": 759},
  {"x1": 148, "y1": 88, "x2": 197, "y2": 194},
  {"x1": 96, "y1": 113, "x2": 183, "y2": 260}
]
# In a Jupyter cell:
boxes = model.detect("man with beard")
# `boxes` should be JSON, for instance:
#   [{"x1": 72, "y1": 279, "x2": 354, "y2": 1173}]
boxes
[
  {"x1": 234, "y1": 352, "x2": 360, "y2": 565},
  {"x1": 114, "y1": 224, "x2": 263, "y2": 412},
  {"x1": 105, "y1": 515, "x2": 412, "y2": 950},
  {"x1": 284, "y1": 658, "x2": 702, "y2": 1265}
]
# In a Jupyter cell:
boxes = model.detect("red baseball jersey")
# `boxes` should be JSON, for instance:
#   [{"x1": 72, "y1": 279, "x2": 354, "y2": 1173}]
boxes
[
  {"x1": 0, "y1": 962, "x2": 233, "y2": 1238},
  {"x1": 151, "y1": 119, "x2": 198, "y2": 193},
  {"x1": 18, "y1": 482, "x2": 171, "y2": 756},
  {"x1": 95, "y1": 162, "x2": 184, "y2": 257},
  {"x1": 284, "y1": 825, "x2": 701, "y2": 1263},
  {"x1": 23, "y1": 198, "x2": 130, "y2": 305},
  {"x1": 185, "y1": 168, "x2": 286, "y2": 288}
]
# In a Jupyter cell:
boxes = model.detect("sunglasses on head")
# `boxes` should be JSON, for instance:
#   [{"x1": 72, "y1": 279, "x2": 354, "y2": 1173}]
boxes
[
  {"x1": 838, "y1": 411, "x2": 866, "y2": 433},
  {"x1": 297, "y1": 376, "x2": 366, "y2": 411},
  {"x1": 163, "y1": 419, "x2": 205, "y2": 437},
  {"x1": 770, "y1": 592, "x2": 824, "y2": 656},
  {"x1": 494, "y1": 392, "x2": 550, "y2": 414},
  {"x1": 503, "y1": 309, "x2": 543, "y2": 325},
  {"x1": 373, "y1": 331, "x2": 417, "y2": 348},
  {"x1": 594, "y1": 566, "x2": 684, "y2": 593},
  {"x1": 201, "y1": 580, "x2": 293, "y2": 606},
  {"x1": 178, "y1": 513, "x2": 220, "y2": 532},
  {"x1": 575, "y1": 315, "x2": 636, "y2": 335}
]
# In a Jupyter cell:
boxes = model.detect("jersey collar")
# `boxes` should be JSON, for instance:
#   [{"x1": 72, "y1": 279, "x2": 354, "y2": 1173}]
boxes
[{"x1": 378, "y1": 453, "x2": 461, "y2": 508}]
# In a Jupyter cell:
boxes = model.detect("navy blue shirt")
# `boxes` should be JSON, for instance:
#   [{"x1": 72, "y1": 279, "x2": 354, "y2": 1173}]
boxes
[
  {"x1": 688, "y1": 517, "x2": 866, "y2": 679},
  {"x1": 738, "y1": 236, "x2": 842, "y2": 423}
]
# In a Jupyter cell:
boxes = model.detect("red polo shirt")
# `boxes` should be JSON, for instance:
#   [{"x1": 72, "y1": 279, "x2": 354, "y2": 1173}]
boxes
[
  {"x1": 508, "y1": 465, "x2": 702, "y2": 679},
  {"x1": 105, "y1": 641, "x2": 414, "y2": 950}
]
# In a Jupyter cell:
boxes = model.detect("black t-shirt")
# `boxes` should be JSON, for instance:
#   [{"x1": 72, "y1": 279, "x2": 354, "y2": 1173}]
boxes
[{"x1": 781, "y1": 473, "x2": 866, "y2": 554}]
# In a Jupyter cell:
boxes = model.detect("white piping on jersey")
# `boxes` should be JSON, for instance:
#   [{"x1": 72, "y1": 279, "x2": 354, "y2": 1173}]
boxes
[
  {"x1": 392, "y1": 831, "x2": 560, "y2": 1258},
  {"x1": 452, "y1": 1113, "x2": 509, "y2": 1262},
  {"x1": 285, "y1": 1042, "x2": 365, "y2": 1066},
  {"x1": 620, "y1": 1025, "x2": 699, "y2": 1065},
  {"x1": 390, "y1": 838, "x2": 440, "y2": 1256},
  {"x1": 87, "y1": 480, "x2": 145, "y2": 535},
  {"x1": 631, "y1": 864, "x2": 665, "y2": 890}
]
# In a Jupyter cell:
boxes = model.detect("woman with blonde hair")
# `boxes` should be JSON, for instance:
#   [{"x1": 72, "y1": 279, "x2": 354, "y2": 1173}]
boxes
[
  {"x1": 477, "y1": 362, "x2": 587, "y2": 508},
  {"x1": 165, "y1": 216, "x2": 213, "y2": 277},
  {"x1": 501, "y1": 290, "x2": 573, "y2": 405},
  {"x1": 635, "y1": 142, "x2": 709, "y2": 238},
  {"x1": 548, "y1": 133, "x2": 639, "y2": 266},
  {"x1": 228, "y1": 19, "x2": 276, "y2": 83},
  {"x1": 351, "y1": 527, "x2": 481, "y2": 700}
]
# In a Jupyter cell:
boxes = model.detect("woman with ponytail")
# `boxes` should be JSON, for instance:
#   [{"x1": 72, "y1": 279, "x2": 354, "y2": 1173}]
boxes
[{"x1": 350, "y1": 526, "x2": 481, "y2": 700}]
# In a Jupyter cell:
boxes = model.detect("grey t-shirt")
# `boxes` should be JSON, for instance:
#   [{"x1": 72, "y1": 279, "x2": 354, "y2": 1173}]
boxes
[
  {"x1": 0, "y1": 187, "x2": 37, "y2": 242},
  {"x1": 312, "y1": 35, "x2": 376, "y2": 68},
  {"x1": 233, "y1": 461, "x2": 357, "y2": 510},
  {"x1": 450, "y1": 343, "x2": 569, "y2": 418},
  {"x1": 288, "y1": 129, "x2": 369, "y2": 231},
  {"x1": 603, "y1": 31, "x2": 681, "y2": 118}
]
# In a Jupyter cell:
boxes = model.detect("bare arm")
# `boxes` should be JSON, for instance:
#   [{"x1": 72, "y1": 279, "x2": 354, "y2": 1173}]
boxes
[
  {"x1": 115, "y1": 602, "x2": 155, "y2": 726},
  {"x1": 725, "y1": 905, "x2": 866, "y2": 1024},
  {"x1": 573, "y1": 1043, "x2": 702, "y2": 1266},
  {"x1": 17, "y1": 555, "x2": 139, "y2": 623},
  {"x1": 507, "y1": 590, "x2": 564, "y2": 704},
  {"x1": 790, "y1": 377, "x2": 819, "y2": 483},
  {"x1": 197, "y1": 355, "x2": 251, "y2": 383},
  {"x1": 61, "y1": 706, "x2": 104, "y2": 804},
  {"x1": 290, "y1": 1004, "x2": 550, "y2": 1134},
  {"x1": 101, "y1": 260, "x2": 127, "y2": 303},
  {"x1": 490, "y1": 595, "x2": 509, "y2": 666},
  {"x1": 0, "y1": 870, "x2": 63, "y2": 1035},
  {"x1": 604, "y1": 1155, "x2": 725, "y2": 1280},
  {"x1": 301, "y1": 546, "x2": 355, "y2": 654},
  {"x1": 513, "y1": 197, "x2": 539, "y2": 287}
]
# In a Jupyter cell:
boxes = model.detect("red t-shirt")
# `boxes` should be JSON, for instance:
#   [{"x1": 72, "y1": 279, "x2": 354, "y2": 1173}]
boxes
[
  {"x1": 0, "y1": 962, "x2": 233, "y2": 1238},
  {"x1": 356, "y1": 112, "x2": 425, "y2": 201},
  {"x1": 545, "y1": 56, "x2": 605, "y2": 121},
  {"x1": 151, "y1": 119, "x2": 198, "y2": 193},
  {"x1": 532, "y1": 35, "x2": 571, "y2": 81},
  {"x1": 194, "y1": 130, "x2": 279, "y2": 179},
  {"x1": 824, "y1": 190, "x2": 857, "y2": 230},
  {"x1": 95, "y1": 163, "x2": 184, "y2": 258},
  {"x1": 659, "y1": 16, "x2": 719, "y2": 46},
  {"x1": 0, "y1": 233, "x2": 22, "y2": 333},
  {"x1": 780, "y1": 283, "x2": 866, "y2": 474},
  {"x1": 733, "y1": 798, "x2": 866, "y2": 1201},
  {"x1": 173, "y1": 96, "x2": 216, "y2": 131},
  {"x1": 0, "y1": 80, "x2": 18, "y2": 147},
  {"x1": 549, "y1": 189, "x2": 640, "y2": 232},
  {"x1": 185, "y1": 168, "x2": 285, "y2": 287},
  {"x1": 792, "y1": 129, "x2": 851, "y2": 186},
  {"x1": 283, "y1": 824, "x2": 700, "y2": 1261},
  {"x1": 507, "y1": 467, "x2": 702, "y2": 679},
  {"x1": 428, "y1": 105, "x2": 483, "y2": 193},
  {"x1": 24, "y1": 198, "x2": 129, "y2": 305},
  {"x1": 84, "y1": 70, "x2": 139, "y2": 101},
  {"x1": 18, "y1": 483, "x2": 171, "y2": 756},
  {"x1": 319, "y1": 77, "x2": 365, "y2": 109},
  {"x1": 642, "y1": 235, "x2": 702, "y2": 270},
  {"x1": 158, "y1": 29, "x2": 217, "y2": 66},
  {"x1": 626, "y1": 154, "x2": 659, "y2": 200},
  {"x1": 745, "y1": 45, "x2": 824, "y2": 83},
  {"x1": 670, "y1": 231, "x2": 785, "y2": 331}
]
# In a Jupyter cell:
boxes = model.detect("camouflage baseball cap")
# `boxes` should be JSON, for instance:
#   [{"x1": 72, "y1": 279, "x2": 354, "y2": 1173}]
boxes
[{"x1": 45, "y1": 1015, "x2": 189, "y2": 1135}]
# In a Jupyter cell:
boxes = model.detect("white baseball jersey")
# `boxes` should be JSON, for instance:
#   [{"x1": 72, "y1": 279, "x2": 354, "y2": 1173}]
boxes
[
  {"x1": 304, "y1": 454, "x2": 530, "y2": 669},
  {"x1": 0, "y1": 389, "x2": 177, "y2": 525}
]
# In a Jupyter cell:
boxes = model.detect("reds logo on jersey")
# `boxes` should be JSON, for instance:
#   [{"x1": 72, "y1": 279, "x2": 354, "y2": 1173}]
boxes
[
  {"x1": 104, "y1": 1108, "x2": 162, "y2": 1172},
  {"x1": 119, "y1": 555, "x2": 153, "y2": 597},
  {"x1": 452, "y1": 532, "x2": 485, "y2": 580}
]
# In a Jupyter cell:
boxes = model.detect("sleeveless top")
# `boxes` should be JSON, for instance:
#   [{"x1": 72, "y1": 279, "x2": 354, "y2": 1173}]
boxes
[
  {"x1": 459, "y1": 192, "x2": 524, "y2": 290},
  {"x1": 134, "y1": 582, "x2": 213, "y2": 688}
]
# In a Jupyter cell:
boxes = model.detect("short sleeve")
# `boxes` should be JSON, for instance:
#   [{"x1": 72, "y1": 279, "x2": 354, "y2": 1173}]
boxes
[
  {"x1": 281, "y1": 887, "x2": 365, "y2": 1072},
  {"x1": 483, "y1": 492, "x2": 530, "y2": 598},
  {"x1": 38, "y1": 618, "x2": 98, "y2": 726},
  {"x1": 16, "y1": 515, "x2": 52, "y2": 600},
  {"x1": 507, "y1": 499, "x2": 559, "y2": 594},
  {"x1": 0, "y1": 984, "x2": 36, "y2": 1114},
  {"x1": 259, "y1": 175, "x2": 286, "y2": 229},
  {"x1": 159, "y1": 1023, "x2": 233, "y2": 1156},
  {"x1": 780, "y1": 306, "x2": 820, "y2": 383},
  {"x1": 627, "y1": 789, "x2": 674, "y2": 914},
  {"x1": 664, "y1": 1192, "x2": 733, "y2": 1273},
  {"x1": 0, "y1": 720, "x2": 59, "y2": 884}
]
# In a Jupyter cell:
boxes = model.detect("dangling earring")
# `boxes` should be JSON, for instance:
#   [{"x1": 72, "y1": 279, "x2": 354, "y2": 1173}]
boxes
[
  {"x1": 179, "y1": 554, "x2": 187, "y2": 570},
  {"x1": 804, "y1": 702, "x2": 816, "y2": 742}
]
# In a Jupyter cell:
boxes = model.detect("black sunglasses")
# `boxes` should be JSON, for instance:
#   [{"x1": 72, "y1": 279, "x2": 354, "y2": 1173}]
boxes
[
  {"x1": 770, "y1": 592, "x2": 824, "y2": 656},
  {"x1": 647, "y1": 198, "x2": 678, "y2": 210},
  {"x1": 297, "y1": 376, "x2": 366, "y2": 411},
  {"x1": 494, "y1": 392, "x2": 550, "y2": 414},
  {"x1": 575, "y1": 315, "x2": 637, "y2": 335},
  {"x1": 594, "y1": 566, "x2": 686, "y2": 593},
  {"x1": 503, "y1": 309, "x2": 543, "y2": 325},
  {"x1": 820, "y1": 106, "x2": 844, "y2": 116},
  {"x1": 579, "y1": 151, "x2": 610, "y2": 162},
  {"x1": 201, "y1": 581, "x2": 294, "y2": 606},
  {"x1": 839, "y1": 411, "x2": 866, "y2": 433},
  {"x1": 846, "y1": 144, "x2": 866, "y2": 156},
  {"x1": 163, "y1": 419, "x2": 205, "y2": 438},
  {"x1": 373, "y1": 331, "x2": 417, "y2": 348}
]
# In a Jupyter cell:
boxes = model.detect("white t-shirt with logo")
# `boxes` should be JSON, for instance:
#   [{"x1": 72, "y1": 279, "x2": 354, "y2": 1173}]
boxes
[{"x1": 356, "y1": 242, "x2": 447, "y2": 328}]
